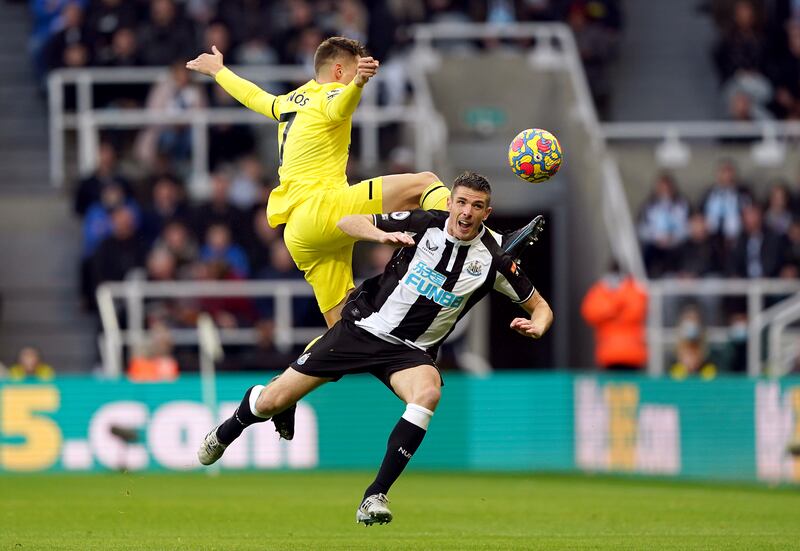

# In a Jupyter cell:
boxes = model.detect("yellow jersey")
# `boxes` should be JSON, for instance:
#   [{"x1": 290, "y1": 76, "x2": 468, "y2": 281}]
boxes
[{"x1": 215, "y1": 68, "x2": 363, "y2": 227}]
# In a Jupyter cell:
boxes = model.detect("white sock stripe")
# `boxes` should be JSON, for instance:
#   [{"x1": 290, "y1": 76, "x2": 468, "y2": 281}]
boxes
[
  {"x1": 406, "y1": 403, "x2": 434, "y2": 417},
  {"x1": 402, "y1": 403, "x2": 433, "y2": 430},
  {"x1": 248, "y1": 385, "x2": 268, "y2": 419}
]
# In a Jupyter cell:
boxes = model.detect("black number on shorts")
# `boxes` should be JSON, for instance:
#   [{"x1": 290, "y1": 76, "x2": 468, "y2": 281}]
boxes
[{"x1": 279, "y1": 111, "x2": 297, "y2": 166}]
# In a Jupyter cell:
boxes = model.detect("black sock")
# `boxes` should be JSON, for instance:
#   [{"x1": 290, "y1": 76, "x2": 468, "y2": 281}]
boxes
[
  {"x1": 363, "y1": 418, "x2": 426, "y2": 500},
  {"x1": 215, "y1": 385, "x2": 268, "y2": 446}
]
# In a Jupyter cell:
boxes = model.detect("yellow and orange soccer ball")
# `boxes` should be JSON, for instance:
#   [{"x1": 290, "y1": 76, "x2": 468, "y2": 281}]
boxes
[{"x1": 508, "y1": 128, "x2": 563, "y2": 184}]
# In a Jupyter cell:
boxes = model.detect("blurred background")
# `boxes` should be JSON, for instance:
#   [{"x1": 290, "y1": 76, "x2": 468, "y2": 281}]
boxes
[{"x1": 0, "y1": 0, "x2": 799, "y2": 483}]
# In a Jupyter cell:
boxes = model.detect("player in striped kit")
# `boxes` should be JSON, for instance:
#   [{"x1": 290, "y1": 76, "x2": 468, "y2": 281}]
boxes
[{"x1": 198, "y1": 172, "x2": 553, "y2": 525}]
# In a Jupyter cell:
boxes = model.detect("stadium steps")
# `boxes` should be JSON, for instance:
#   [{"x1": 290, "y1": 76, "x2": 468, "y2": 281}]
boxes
[
  {"x1": 0, "y1": 0, "x2": 51, "y2": 191},
  {"x1": 0, "y1": 193, "x2": 96, "y2": 373},
  {"x1": 608, "y1": 0, "x2": 720, "y2": 120}
]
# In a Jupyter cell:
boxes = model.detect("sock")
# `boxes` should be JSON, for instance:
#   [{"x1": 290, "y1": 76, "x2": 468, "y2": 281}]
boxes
[
  {"x1": 215, "y1": 385, "x2": 268, "y2": 446},
  {"x1": 420, "y1": 181, "x2": 450, "y2": 211},
  {"x1": 363, "y1": 404, "x2": 433, "y2": 500}
]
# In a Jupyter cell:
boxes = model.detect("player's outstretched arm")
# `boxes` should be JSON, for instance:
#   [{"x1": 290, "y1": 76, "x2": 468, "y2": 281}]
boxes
[
  {"x1": 337, "y1": 214, "x2": 415, "y2": 247},
  {"x1": 511, "y1": 290, "x2": 553, "y2": 339},
  {"x1": 186, "y1": 45, "x2": 279, "y2": 121}
]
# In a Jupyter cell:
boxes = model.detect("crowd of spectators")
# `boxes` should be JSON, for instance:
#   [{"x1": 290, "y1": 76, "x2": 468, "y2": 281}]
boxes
[
  {"x1": 72, "y1": 138, "x2": 339, "y2": 370},
  {"x1": 637, "y1": 160, "x2": 800, "y2": 281},
  {"x1": 711, "y1": 0, "x2": 800, "y2": 120},
  {"x1": 31, "y1": 0, "x2": 623, "y2": 112},
  {"x1": 635, "y1": 160, "x2": 800, "y2": 374}
]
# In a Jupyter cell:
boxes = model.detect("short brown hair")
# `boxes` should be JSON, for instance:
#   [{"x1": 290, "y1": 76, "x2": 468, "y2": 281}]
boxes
[
  {"x1": 314, "y1": 36, "x2": 366, "y2": 75},
  {"x1": 452, "y1": 171, "x2": 492, "y2": 199}
]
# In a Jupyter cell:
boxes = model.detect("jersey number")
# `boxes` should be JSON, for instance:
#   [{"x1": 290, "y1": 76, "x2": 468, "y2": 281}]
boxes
[{"x1": 279, "y1": 112, "x2": 297, "y2": 166}]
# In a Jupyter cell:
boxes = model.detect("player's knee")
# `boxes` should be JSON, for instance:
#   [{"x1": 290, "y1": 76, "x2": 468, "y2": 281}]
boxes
[
  {"x1": 415, "y1": 171, "x2": 440, "y2": 192},
  {"x1": 414, "y1": 385, "x2": 441, "y2": 410},
  {"x1": 255, "y1": 387, "x2": 292, "y2": 417}
]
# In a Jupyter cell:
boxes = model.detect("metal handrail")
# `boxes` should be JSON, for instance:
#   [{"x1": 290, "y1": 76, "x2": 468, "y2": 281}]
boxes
[
  {"x1": 47, "y1": 64, "x2": 436, "y2": 188},
  {"x1": 95, "y1": 278, "x2": 480, "y2": 378},
  {"x1": 601, "y1": 120, "x2": 800, "y2": 140},
  {"x1": 647, "y1": 278, "x2": 800, "y2": 377}
]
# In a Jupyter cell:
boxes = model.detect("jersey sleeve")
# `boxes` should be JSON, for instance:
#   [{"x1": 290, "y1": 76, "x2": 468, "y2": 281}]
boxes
[
  {"x1": 215, "y1": 67, "x2": 281, "y2": 121},
  {"x1": 373, "y1": 209, "x2": 435, "y2": 235},
  {"x1": 493, "y1": 256, "x2": 535, "y2": 303},
  {"x1": 322, "y1": 81, "x2": 363, "y2": 121}
]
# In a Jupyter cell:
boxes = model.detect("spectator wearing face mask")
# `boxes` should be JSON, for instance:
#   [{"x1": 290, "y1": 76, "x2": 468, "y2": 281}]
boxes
[{"x1": 669, "y1": 304, "x2": 717, "y2": 380}]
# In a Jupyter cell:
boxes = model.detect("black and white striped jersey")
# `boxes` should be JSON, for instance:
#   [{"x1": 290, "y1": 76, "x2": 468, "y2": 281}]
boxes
[{"x1": 342, "y1": 209, "x2": 535, "y2": 355}]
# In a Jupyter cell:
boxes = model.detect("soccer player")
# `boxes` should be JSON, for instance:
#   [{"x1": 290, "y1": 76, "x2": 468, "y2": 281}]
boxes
[
  {"x1": 198, "y1": 172, "x2": 553, "y2": 526},
  {"x1": 186, "y1": 37, "x2": 538, "y2": 327}
]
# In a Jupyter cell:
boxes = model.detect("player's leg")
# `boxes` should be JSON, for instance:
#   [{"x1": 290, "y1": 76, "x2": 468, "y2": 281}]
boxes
[
  {"x1": 380, "y1": 172, "x2": 449, "y2": 212},
  {"x1": 198, "y1": 368, "x2": 330, "y2": 465},
  {"x1": 357, "y1": 364, "x2": 441, "y2": 526}
]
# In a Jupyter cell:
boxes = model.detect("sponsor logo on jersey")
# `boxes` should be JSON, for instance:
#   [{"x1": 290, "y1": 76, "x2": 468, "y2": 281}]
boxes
[
  {"x1": 404, "y1": 261, "x2": 464, "y2": 308},
  {"x1": 465, "y1": 260, "x2": 483, "y2": 276},
  {"x1": 390, "y1": 211, "x2": 411, "y2": 220},
  {"x1": 325, "y1": 89, "x2": 342, "y2": 100},
  {"x1": 424, "y1": 238, "x2": 439, "y2": 252},
  {"x1": 296, "y1": 353, "x2": 310, "y2": 365}
]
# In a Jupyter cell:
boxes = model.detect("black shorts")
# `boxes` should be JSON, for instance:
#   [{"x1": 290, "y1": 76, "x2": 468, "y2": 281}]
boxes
[{"x1": 290, "y1": 320, "x2": 441, "y2": 390}]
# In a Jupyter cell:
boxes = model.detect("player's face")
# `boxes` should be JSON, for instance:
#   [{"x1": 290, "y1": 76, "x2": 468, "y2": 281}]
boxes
[{"x1": 446, "y1": 187, "x2": 492, "y2": 241}]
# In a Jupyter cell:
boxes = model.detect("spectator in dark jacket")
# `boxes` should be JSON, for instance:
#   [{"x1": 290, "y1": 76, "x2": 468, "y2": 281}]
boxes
[
  {"x1": 729, "y1": 203, "x2": 785, "y2": 277},
  {"x1": 73, "y1": 140, "x2": 134, "y2": 217},
  {"x1": 677, "y1": 211, "x2": 724, "y2": 278},
  {"x1": 138, "y1": 0, "x2": 195, "y2": 66},
  {"x1": 91, "y1": 206, "x2": 148, "y2": 293}
]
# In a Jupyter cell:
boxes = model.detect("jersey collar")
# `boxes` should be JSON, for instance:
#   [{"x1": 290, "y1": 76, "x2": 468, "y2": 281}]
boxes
[{"x1": 444, "y1": 223, "x2": 485, "y2": 246}]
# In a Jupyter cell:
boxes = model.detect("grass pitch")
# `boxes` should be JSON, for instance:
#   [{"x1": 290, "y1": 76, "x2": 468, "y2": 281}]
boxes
[{"x1": 1, "y1": 471, "x2": 799, "y2": 550}]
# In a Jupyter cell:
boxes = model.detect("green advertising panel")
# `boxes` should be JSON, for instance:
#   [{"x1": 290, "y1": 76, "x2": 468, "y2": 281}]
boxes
[{"x1": 1, "y1": 373, "x2": 799, "y2": 483}]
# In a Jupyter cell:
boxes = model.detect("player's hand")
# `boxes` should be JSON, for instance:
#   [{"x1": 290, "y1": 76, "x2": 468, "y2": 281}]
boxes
[
  {"x1": 510, "y1": 318, "x2": 546, "y2": 339},
  {"x1": 186, "y1": 45, "x2": 224, "y2": 77},
  {"x1": 380, "y1": 231, "x2": 414, "y2": 247},
  {"x1": 354, "y1": 56, "x2": 379, "y2": 87}
]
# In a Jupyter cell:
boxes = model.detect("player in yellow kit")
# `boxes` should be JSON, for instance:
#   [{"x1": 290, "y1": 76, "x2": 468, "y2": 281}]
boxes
[{"x1": 187, "y1": 37, "x2": 449, "y2": 327}]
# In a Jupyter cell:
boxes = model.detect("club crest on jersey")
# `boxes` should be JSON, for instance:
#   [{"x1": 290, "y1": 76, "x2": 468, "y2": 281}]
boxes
[
  {"x1": 424, "y1": 238, "x2": 439, "y2": 252},
  {"x1": 465, "y1": 260, "x2": 483, "y2": 276},
  {"x1": 296, "y1": 352, "x2": 310, "y2": 365}
]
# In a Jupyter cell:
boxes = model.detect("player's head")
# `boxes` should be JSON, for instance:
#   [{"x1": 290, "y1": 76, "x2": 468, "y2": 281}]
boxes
[
  {"x1": 447, "y1": 171, "x2": 493, "y2": 241},
  {"x1": 314, "y1": 36, "x2": 366, "y2": 83}
]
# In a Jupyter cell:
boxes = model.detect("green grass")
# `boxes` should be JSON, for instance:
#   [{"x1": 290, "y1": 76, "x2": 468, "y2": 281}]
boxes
[{"x1": 1, "y1": 472, "x2": 799, "y2": 550}]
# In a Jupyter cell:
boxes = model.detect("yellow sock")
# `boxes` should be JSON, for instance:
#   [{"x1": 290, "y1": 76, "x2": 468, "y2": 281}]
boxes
[
  {"x1": 303, "y1": 335, "x2": 322, "y2": 352},
  {"x1": 420, "y1": 181, "x2": 450, "y2": 211}
]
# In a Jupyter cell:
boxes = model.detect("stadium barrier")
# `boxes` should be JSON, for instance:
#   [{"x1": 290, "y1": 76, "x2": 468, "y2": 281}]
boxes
[{"x1": 1, "y1": 372, "x2": 798, "y2": 484}]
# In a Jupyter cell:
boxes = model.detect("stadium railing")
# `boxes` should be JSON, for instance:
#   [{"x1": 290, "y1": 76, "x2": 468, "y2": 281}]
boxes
[
  {"x1": 648, "y1": 278, "x2": 800, "y2": 377},
  {"x1": 47, "y1": 65, "x2": 446, "y2": 193},
  {"x1": 95, "y1": 277, "x2": 485, "y2": 378}
]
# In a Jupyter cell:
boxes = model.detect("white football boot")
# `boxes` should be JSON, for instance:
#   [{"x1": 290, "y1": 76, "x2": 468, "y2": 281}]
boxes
[
  {"x1": 356, "y1": 493, "x2": 393, "y2": 526},
  {"x1": 197, "y1": 425, "x2": 227, "y2": 465}
]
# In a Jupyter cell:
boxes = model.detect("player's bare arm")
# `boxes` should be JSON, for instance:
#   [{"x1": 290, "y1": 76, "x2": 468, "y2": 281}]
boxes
[
  {"x1": 511, "y1": 290, "x2": 553, "y2": 339},
  {"x1": 337, "y1": 214, "x2": 415, "y2": 247},
  {"x1": 186, "y1": 44, "x2": 224, "y2": 77}
]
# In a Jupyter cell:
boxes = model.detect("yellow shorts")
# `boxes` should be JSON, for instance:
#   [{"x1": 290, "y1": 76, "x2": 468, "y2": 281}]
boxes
[{"x1": 283, "y1": 177, "x2": 383, "y2": 312}]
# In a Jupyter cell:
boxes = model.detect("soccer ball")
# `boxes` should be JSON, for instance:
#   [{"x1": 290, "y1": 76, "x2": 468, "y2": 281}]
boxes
[{"x1": 508, "y1": 128, "x2": 563, "y2": 184}]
